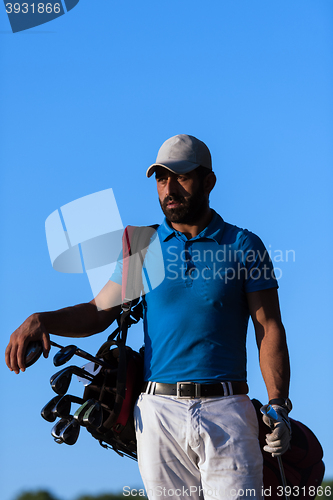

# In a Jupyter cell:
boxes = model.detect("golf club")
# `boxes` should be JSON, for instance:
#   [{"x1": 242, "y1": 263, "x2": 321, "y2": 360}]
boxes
[
  {"x1": 24, "y1": 339, "x2": 110, "y2": 369},
  {"x1": 24, "y1": 340, "x2": 65, "y2": 368},
  {"x1": 261, "y1": 405, "x2": 290, "y2": 500},
  {"x1": 82, "y1": 400, "x2": 103, "y2": 429},
  {"x1": 51, "y1": 417, "x2": 72, "y2": 444},
  {"x1": 25, "y1": 341, "x2": 43, "y2": 368},
  {"x1": 52, "y1": 394, "x2": 85, "y2": 419},
  {"x1": 53, "y1": 344, "x2": 109, "y2": 368},
  {"x1": 41, "y1": 395, "x2": 63, "y2": 422},
  {"x1": 58, "y1": 417, "x2": 80, "y2": 445},
  {"x1": 74, "y1": 399, "x2": 97, "y2": 426},
  {"x1": 50, "y1": 366, "x2": 95, "y2": 395}
]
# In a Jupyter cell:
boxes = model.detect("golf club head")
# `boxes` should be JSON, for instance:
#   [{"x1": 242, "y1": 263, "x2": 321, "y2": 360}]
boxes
[
  {"x1": 59, "y1": 418, "x2": 80, "y2": 445},
  {"x1": 25, "y1": 341, "x2": 43, "y2": 368},
  {"x1": 51, "y1": 417, "x2": 72, "y2": 443},
  {"x1": 74, "y1": 399, "x2": 96, "y2": 426},
  {"x1": 50, "y1": 366, "x2": 69, "y2": 385},
  {"x1": 82, "y1": 401, "x2": 103, "y2": 429},
  {"x1": 50, "y1": 367, "x2": 74, "y2": 395},
  {"x1": 53, "y1": 342, "x2": 110, "y2": 369},
  {"x1": 53, "y1": 345, "x2": 77, "y2": 367},
  {"x1": 50, "y1": 365, "x2": 94, "y2": 395},
  {"x1": 52, "y1": 394, "x2": 85, "y2": 419},
  {"x1": 41, "y1": 395, "x2": 63, "y2": 422}
]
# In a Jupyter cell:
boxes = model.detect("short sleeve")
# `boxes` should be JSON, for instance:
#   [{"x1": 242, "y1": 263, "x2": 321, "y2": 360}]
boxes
[{"x1": 240, "y1": 230, "x2": 278, "y2": 293}]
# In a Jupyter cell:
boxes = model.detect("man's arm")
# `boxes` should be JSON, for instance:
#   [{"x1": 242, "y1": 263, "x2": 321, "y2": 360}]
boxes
[
  {"x1": 5, "y1": 281, "x2": 122, "y2": 374},
  {"x1": 246, "y1": 287, "x2": 290, "y2": 400}
]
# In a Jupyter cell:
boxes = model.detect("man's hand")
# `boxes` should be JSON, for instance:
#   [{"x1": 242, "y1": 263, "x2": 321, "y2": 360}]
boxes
[
  {"x1": 261, "y1": 404, "x2": 291, "y2": 456},
  {"x1": 5, "y1": 313, "x2": 50, "y2": 374},
  {"x1": 5, "y1": 282, "x2": 122, "y2": 375}
]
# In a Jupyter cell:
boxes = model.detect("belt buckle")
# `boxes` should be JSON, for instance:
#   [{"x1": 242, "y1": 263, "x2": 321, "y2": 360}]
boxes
[{"x1": 176, "y1": 382, "x2": 201, "y2": 399}]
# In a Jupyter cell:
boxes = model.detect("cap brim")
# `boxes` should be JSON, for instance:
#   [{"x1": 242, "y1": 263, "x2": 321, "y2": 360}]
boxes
[{"x1": 146, "y1": 160, "x2": 201, "y2": 178}]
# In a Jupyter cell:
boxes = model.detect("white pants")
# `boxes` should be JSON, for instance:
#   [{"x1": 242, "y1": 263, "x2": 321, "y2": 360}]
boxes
[{"x1": 134, "y1": 394, "x2": 263, "y2": 500}]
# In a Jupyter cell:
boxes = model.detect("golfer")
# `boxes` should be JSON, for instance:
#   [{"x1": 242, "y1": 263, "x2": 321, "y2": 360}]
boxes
[{"x1": 6, "y1": 134, "x2": 291, "y2": 500}]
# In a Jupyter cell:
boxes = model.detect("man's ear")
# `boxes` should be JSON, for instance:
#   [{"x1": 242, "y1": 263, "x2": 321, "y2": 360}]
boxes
[{"x1": 204, "y1": 172, "x2": 216, "y2": 195}]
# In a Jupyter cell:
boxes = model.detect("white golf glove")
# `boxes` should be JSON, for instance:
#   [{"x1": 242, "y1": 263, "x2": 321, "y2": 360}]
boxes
[{"x1": 261, "y1": 404, "x2": 292, "y2": 457}]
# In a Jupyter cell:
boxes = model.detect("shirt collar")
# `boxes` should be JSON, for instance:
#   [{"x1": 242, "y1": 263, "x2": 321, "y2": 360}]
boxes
[{"x1": 158, "y1": 209, "x2": 225, "y2": 244}]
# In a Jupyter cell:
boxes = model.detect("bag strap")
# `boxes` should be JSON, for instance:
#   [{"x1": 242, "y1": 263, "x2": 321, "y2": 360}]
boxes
[
  {"x1": 98, "y1": 224, "x2": 159, "y2": 401},
  {"x1": 117, "y1": 224, "x2": 159, "y2": 399},
  {"x1": 122, "y1": 224, "x2": 159, "y2": 305}
]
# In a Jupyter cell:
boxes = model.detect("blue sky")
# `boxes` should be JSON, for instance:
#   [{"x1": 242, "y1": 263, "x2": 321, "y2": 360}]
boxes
[{"x1": 1, "y1": 1, "x2": 332, "y2": 500}]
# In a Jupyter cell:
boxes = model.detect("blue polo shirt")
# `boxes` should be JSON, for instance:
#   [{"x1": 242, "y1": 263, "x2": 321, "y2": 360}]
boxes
[{"x1": 110, "y1": 210, "x2": 278, "y2": 384}]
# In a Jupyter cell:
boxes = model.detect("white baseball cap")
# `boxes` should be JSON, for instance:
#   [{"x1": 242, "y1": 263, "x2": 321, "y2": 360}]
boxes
[{"x1": 146, "y1": 134, "x2": 212, "y2": 178}]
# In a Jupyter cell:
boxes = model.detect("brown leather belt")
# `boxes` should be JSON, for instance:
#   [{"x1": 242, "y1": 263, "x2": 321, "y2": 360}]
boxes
[{"x1": 142, "y1": 381, "x2": 248, "y2": 399}]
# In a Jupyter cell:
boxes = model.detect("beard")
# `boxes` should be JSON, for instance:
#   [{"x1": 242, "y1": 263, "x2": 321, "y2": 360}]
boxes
[{"x1": 159, "y1": 186, "x2": 208, "y2": 225}]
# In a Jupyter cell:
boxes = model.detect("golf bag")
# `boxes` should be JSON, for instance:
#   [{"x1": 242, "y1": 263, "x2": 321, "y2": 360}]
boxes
[
  {"x1": 81, "y1": 334, "x2": 144, "y2": 459},
  {"x1": 252, "y1": 399, "x2": 325, "y2": 499},
  {"x1": 78, "y1": 224, "x2": 158, "y2": 459}
]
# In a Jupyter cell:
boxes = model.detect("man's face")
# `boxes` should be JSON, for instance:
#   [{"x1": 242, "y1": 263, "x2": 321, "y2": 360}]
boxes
[{"x1": 155, "y1": 167, "x2": 208, "y2": 224}]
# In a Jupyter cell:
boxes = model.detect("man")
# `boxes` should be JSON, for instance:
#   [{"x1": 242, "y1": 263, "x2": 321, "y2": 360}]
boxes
[{"x1": 6, "y1": 134, "x2": 291, "y2": 500}]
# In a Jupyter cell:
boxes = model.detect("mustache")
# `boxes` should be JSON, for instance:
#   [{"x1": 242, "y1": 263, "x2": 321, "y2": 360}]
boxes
[{"x1": 162, "y1": 195, "x2": 186, "y2": 208}]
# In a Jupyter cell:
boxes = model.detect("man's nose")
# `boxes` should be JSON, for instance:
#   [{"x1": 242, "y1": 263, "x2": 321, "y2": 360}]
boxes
[{"x1": 165, "y1": 177, "x2": 179, "y2": 196}]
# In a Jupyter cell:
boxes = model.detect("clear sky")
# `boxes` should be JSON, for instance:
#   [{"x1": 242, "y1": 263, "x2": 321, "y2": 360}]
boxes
[{"x1": 1, "y1": 2, "x2": 332, "y2": 500}]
